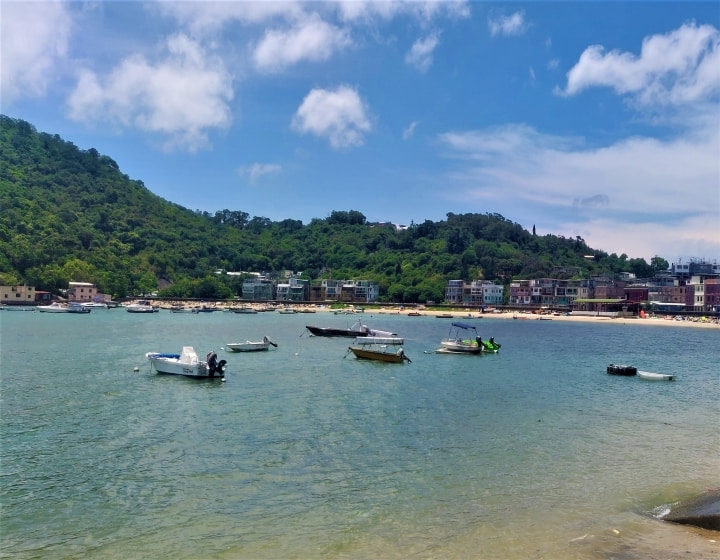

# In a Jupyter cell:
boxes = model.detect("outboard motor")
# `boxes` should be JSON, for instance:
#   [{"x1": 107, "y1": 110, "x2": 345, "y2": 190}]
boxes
[{"x1": 206, "y1": 350, "x2": 226, "y2": 377}]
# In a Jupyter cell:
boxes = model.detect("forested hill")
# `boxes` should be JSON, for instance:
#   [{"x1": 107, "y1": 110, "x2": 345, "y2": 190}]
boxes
[{"x1": 0, "y1": 116, "x2": 661, "y2": 302}]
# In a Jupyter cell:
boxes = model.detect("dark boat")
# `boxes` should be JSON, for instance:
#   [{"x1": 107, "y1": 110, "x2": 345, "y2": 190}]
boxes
[
  {"x1": 306, "y1": 320, "x2": 395, "y2": 338},
  {"x1": 607, "y1": 364, "x2": 637, "y2": 376}
]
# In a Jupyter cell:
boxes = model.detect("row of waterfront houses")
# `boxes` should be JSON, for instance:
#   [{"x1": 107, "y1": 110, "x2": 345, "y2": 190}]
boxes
[{"x1": 3, "y1": 260, "x2": 719, "y2": 313}]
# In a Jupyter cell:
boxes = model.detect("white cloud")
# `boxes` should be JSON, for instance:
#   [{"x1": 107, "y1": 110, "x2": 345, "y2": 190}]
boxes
[
  {"x1": 558, "y1": 22, "x2": 720, "y2": 108},
  {"x1": 403, "y1": 121, "x2": 419, "y2": 140},
  {"x1": 253, "y1": 14, "x2": 352, "y2": 73},
  {"x1": 157, "y1": 1, "x2": 304, "y2": 34},
  {"x1": 239, "y1": 163, "x2": 282, "y2": 183},
  {"x1": 67, "y1": 34, "x2": 233, "y2": 153},
  {"x1": 488, "y1": 11, "x2": 527, "y2": 38},
  {"x1": 1, "y1": 0, "x2": 72, "y2": 106},
  {"x1": 291, "y1": 85, "x2": 372, "y2": 149},
  {"x1": 437, "y1": 119, "x2": 720, "y2": 260},
  {"x1": 337, "y1": 1, "x2": 470, "y2": 24},
  {"x1": 405, "y1": 33, "x2": 440, "y2": 73}
]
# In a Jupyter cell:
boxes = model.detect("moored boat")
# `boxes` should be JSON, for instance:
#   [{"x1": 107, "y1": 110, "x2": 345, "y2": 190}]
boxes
[
  {"x1": 226, "y1": 336, "x2": 278, "y2": 352},
  {"x1": 438, "y1": 322, "x2": 482, "y2": 354},
  {"x1": 347, "y1": 337, "x2": 411, "y2": 363},
  {"x1": 126, "y1": 301, "x2": 158, "y2": 313},
  {"x1": 306, "y1": 320, "x2": 395, "y2": 338},
  {"x1": 637, "y1": 370, "x2": 675, "y2": 381},
  {"x1": 607, "y1": 364, "x2": 637, "y2": 376},
  {"x1": 146, "y1": 347, "x2": 227, "y2": 379},
  {"x1": 480, "y1": 337, "x2": 502, "y2": 353},
  {"x1": 38, "y1": 302, "x2": 70, "y2": 313},
  {"x1": 232, "y1": 305, "x2": 258, "y2": 314},
  {"x1": 81, "y1": 301, "x2": 108, "y2": 309}
]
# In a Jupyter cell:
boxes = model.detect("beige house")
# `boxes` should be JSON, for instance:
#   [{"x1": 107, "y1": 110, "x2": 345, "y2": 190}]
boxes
[{"x1": 0, "y1": 285, "x2": 36, "y2": 305}]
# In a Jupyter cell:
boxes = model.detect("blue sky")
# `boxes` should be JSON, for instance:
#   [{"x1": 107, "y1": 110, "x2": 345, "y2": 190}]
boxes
[{"x1": 2, "y1": 1, "x2": 719, "y2": 265}]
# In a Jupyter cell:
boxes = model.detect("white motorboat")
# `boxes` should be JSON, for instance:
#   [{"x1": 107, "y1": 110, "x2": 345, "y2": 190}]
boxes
[
  {"x1": 81, "y1": 301, "x2": 108, "y2": 309},
  {"x1": 226, "y1": 336, "x2": 278, "y2": 352},
  {"x1": 438, "y1": 322, "x2": 483, "y2": 354},
  {"x1": 38, "y1": 302, "x2": 69, "y2": 313},
  {"x1": 126, "y1": 301, "x2": 158, "y2": 313},
  {"x1": 146, "y1": 347, "x2": 227, "y2": 379},
  {"x1": 637, "y1": 370, "x2": 675, "y2": 381}
]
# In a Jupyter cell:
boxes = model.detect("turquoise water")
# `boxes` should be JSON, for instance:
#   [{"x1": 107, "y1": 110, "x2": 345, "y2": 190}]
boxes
[{"x1": 1, "y1": 310, "x2": 718, "y2": 559}]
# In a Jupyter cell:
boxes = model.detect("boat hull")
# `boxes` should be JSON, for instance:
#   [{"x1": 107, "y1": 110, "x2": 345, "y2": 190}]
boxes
[
  {"x1": 349, "y1": 347, "x2": 410, "y2": 363},
  {"x1": 307, "y1": 325, "x2": 370, "y2": 337},
  {"x1": 226, "y1": 342, "x2": 270, "y2": 352},
  {"x1": 637, "y1": 370, "x2": 675, "y2": 381},
  {"x1": 439, "y1": 340, "x2": 482, "y2": 354}
]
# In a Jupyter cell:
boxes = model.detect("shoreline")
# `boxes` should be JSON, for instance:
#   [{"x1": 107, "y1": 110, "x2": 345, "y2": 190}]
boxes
[{"x1": 127, "y1": 300, "x2": 720, "y2": 330}]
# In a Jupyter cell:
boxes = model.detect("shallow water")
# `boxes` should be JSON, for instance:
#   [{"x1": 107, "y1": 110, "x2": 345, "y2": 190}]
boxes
[{"x1": 1, "y1": 310, "x2": 718, "y2": 559}]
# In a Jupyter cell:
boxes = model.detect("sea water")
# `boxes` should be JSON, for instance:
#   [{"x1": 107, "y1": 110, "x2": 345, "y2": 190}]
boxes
[{"x1": 1, "y1": 310, "x2": 718, "y2": 559}]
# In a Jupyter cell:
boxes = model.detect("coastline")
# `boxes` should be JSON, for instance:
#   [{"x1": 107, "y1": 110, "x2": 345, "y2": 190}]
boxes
[{"x1": 136, "y1": 300, "x2": 720, "y2": 330}]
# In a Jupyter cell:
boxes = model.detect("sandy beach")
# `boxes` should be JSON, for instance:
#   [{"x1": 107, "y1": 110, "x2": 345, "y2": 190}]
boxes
[{"x1": 137, "y1": 300, "x2": 720, "y2": 330}]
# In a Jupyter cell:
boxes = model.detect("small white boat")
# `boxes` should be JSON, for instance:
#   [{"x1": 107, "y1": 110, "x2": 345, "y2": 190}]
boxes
[
  {"x1": 146, "y1": 347, "x2": 227, "y2": 379},
  {"x1": 67, "y1": 302, "x2": 91, "y2": 313},
  {"x1": 438, "y1": 322, "x2": 483, "y2": 354},
  {"x1": 126, "y1": 301, "x2": 158, "y2": 313},
  {"x1": 232, "y1": 305, "x2": 258, "y2": 314},
  {"x1": 81, "y1": 301, "x2": 108, "y2": 309},
  {"x1": 38, "y1": 302, "x2": 70, "y2": 313},
  {"x1": 637, "y1": 370, "x2": 675, "y2": 381},
  {"x1": 170, "y1": 305, "x2": 198, "y2": 313},
  {"x1": 226, "y1": 336, "x2": 278, "y2": 352}
]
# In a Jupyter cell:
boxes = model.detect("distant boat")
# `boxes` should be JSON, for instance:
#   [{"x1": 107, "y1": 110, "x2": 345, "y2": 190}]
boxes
[
  {"x1": 81, "y1": 301, "x2": 108, "y2": 309},
  {"x1": 125, "y1": 301, "x2": 158, "y2": 313},
  {"x1": 607, "y1": 364, "x2": 637, "y2": 376},
  {"x1": 306, "y1": 320, "x2": 395, "y2": 338},
  {"x1": 38, "y1": 302, "x2": 70, "y2": 313},
  {"x1": 637, "y1": 370, "x2": 675, "y2": 381},
  {"x1": 170, "y1": 306, "x2": 198, "y2": 313},
  {"x1": 232, "y1": 305, "x2": 258, "y2": 314},
  {"x1": 226, "y1": 335, "x2": 278, "y2": 352}
]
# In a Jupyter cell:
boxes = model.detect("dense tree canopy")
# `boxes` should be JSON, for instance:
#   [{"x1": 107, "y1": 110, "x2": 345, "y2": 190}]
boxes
[{"x1": 0, "y1": 116, "x2": 661, "y2": 301}]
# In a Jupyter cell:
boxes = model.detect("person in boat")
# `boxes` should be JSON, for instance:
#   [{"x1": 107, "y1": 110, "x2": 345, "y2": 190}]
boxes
[
  {"x1": 476, "y1": 336, "x2": 483, "y2": 347},
  {"x1": 206, "y1": 350, "x2": 219, "y2": 374},
  {"x1": 489, "y1": 337, "x2": 495, "y2": 346}
]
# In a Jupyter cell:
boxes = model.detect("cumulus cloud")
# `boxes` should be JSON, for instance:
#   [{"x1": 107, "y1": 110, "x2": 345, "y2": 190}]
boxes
[
  {"x1": 1, "y1": 0, "x2": 72, "y2": 106},
  {"x1": 437, "y1": 119, "x2": 719, "y2": 259},
  {"x1": 488, "y1": 11, "x2": 527, "y2": 37},
  {"x1": 157, "y1": 1, "x2": 303, "y2": 34},
  {"x1": 253, "y1": 14, "x2": 352, "y2": 73},
  {"x1": 291, "y1": 85, "x2": 372, "y2": 149},
  {"x1": 558, "y1": 22, "x2": 720, "y2": 108},
  {"x1": 405, "y1": 33, "x2": 440, "y2": 72},
  {"x1": 67, "y1": 34, "x2": 233, "y2": 153},
  {"x1": 239, "y1": 163, "x2": 282, "y2": 183}
]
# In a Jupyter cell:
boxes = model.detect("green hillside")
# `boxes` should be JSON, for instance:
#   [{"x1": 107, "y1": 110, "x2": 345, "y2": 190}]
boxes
[{"x1": 0, "y1": 115, "x2": 663, "y2": 302}]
